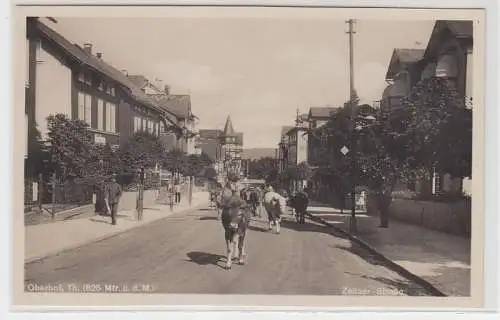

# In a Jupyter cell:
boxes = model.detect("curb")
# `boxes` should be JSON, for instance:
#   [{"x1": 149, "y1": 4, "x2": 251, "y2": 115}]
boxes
[
  {"x1": 305, "y1": 212, "x2": 447, "y2": 297},
  {"x1": 25, "y1": 200, "x2": 209, "y2": 265}
]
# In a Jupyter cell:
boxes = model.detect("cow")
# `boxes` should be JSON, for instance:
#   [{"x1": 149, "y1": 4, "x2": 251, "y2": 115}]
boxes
[
  {"x1": 219, "y1": 189, "x2": 252, "y2": 270},
  {"x1": 263, "y1": 190, "x2": 288, "y2": 234},
  {"x1": 289, "y1": 191, "x2": 309, "y2": 224}
]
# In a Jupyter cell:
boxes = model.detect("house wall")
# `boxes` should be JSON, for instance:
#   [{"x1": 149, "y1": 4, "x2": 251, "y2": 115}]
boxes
[
  {"x1": 297, "y1": 129, "x2": 308, "y2": 164},
  {"x1": 35, "y1": 41, "x2": 72, "y2": 139}
]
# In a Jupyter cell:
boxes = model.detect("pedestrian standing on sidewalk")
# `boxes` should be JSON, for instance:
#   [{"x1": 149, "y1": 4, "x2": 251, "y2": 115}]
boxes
[
  {"x1": 104, "y1": 174, "x2": 122, "y2": 225},
  {"x1": 174, "y1": 181, "x2": 181, "y2": 204}
]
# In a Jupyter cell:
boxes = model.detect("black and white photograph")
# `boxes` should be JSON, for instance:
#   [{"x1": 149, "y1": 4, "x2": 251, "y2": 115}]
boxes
[{"x1": 12, "y1": 5, "x2": 486, "y2": 309}]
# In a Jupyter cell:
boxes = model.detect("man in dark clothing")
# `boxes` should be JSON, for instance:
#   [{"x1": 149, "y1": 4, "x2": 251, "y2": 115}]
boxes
[{"x1": 104, "y1": 174, "x2": 122, "y2": 225}]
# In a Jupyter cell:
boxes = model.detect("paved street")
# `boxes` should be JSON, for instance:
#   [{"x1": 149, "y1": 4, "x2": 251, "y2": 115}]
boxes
[{"x1": 25, "y1": 206, "x2": 431, "y2": 296}]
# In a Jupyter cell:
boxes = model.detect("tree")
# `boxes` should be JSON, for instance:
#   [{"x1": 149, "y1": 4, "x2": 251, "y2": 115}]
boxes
[
  {"x1": 119, "y1": 131, "x2": 165, "y2": 173},
  {"x1": 204, "y1": 167, "x2": 217, "y2": 180},
  {"x1": 46, "y1": 113, "x2": 94, "y2": 180},
  {"x1": 247, "y1": 156, "x2": 276, "y2": 179},
  {"x1": 297, "y1": 161, "x2": 312, "y2": 181},
  {"x1": 162, "y1": 148, "x2": 188, "y2": 176},
  {"x1": 25, "y1": 120, "x2": 50, "y2": 179}
]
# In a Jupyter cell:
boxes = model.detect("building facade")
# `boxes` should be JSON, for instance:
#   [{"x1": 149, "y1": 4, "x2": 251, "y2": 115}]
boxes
[
  {"x1": 25, "y1": 18, "x2": 171, "y2": 155},
  {"x1": 381, "y1": 48, "x2": 425, "y2": 111},
  {"x1": 127, "y1": 74, "x2": 199, "y2": 155},
  {"x1": 381, "y1": 20, "x2": 473, "y2": 196}
]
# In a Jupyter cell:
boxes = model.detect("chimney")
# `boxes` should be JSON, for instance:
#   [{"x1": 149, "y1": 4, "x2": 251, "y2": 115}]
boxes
[
  {"x1": 121, "y1": 69, "x2": 128, "y2": 76},
  {"x1": 83, "y1": 43, "x2": 92, "y2": 55},
  {"x1": 96, "y1": 52, "x2": 102, "y2": 59}
]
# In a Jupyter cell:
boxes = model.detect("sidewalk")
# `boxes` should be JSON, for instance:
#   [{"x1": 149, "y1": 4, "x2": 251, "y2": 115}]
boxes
[
  {"x1": 25, "y1": 191, "x2": 209, "y2": 263},
  {"x1": 307, "y1": 204, "x2": 471, "y2": 296}
]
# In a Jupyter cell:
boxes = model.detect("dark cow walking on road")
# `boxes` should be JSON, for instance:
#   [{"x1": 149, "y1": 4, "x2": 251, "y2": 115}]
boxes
[
  {"x1": 290, "y1": 189, "x2": 309, "y2": 224},
  {"x1": 219, "y1": 183, "x2": 251, "y2": 270}
]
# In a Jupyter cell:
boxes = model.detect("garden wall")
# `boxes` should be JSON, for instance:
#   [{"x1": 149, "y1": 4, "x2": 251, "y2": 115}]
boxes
[{"x1": 382, "y1": 198, "x2": 471, "y2": 237}]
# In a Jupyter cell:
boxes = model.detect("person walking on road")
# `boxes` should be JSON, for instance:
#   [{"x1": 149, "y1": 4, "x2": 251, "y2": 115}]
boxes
[{"x1": 104, "y1": 174, "x2": 122, "y2": 225}]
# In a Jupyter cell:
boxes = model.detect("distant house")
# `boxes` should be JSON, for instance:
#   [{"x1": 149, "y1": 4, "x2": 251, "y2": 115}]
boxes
[
  {"x1": 127, "y1": 74, "x2": 199, "y2": 154},
  {"x1": 306, "y1": 106, "x2": 338, "y2": 166},
  {"x1": 197, "y1": 129, "x2": 223, "y2": 162},
  {"x1": 25, "y1": 17, "x2": 178, "y2": 158},
  {"x1": 277, "y1": 125, "x2": 294, "y2": 173},
  {"x1": 155, "y1": 95, "x2": 199, "y2": 154},
  {"x1": 381, "y1": 48, "x2": 425, "y2": 111}
]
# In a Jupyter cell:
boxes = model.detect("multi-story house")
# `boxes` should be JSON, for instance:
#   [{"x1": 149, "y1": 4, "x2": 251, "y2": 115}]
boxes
[
  {"x1": 381, "y1": 20, "x2": 473, "y2": 196},
  {"x1": 277, "y1": 125, "x2": 293, "y2": 173},
  {"x1": 25, "y1": 18, "x2": 176, "y2": 157},
  {"x1": 285, "y1": 112, "x2": 309, "y2": 167},
  {"x1": 381, "y1": 48, "x2": 425, "y2": 111},
  {"x1": 127, "y1": 75, "x2": 199, "y2": 155},
  {"x1": 197, "y1": 129, "x2": 223, "y2": 163},
  {"x1": 306, "y1": 106, "x2": 337, "y2": 166},
  {"x1": 220, "y1": 115, "x2": 244, "y2": 180}
]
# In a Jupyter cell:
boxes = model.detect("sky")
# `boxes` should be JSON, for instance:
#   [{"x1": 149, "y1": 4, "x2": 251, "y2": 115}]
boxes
[{"x1": 49, "y1": 17, "x2": 434, "y2": 148}]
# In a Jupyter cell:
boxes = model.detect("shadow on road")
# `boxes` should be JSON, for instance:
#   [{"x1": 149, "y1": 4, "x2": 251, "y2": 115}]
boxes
[
  {"x1": 186, "y1": 251, "x2": 226, "y2": 270},
  {"x1": 199, "y1": 216, "x2": 218, "y2": 221},
  {"x1": 333, "y1": 244, "x2": 384, "y2": 266},
  {"x1": 247, "y1": 225, "x2": 270, "y2": 232},
  {"x1": 280, "y1": 218, "x2": 349, "y2": 240}
]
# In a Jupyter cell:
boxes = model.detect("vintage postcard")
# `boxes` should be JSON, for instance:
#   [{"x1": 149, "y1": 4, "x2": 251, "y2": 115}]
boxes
[{"x1": 12, "y1": 4, "x2": 485, "y2": 310}]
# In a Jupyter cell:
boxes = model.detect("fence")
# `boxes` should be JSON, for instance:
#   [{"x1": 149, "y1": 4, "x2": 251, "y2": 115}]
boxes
[{"x1": 24, "y1": 173, "x2": 96, "y2": 217}]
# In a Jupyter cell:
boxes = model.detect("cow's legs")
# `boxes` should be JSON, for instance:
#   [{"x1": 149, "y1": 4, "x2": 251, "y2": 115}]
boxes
[
  {"x1": 238, "y1": 232, "x2": 247, "y2": 265},
  {"x1": 276, "y1": 218, "x2": 281, "y2": 234},
  {"x1": 225, "y1": 238, "x2": 234, "y2": 270}
]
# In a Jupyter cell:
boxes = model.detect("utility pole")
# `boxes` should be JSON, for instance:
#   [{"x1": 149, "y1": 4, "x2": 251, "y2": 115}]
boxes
[{"x1": 346, "y1": 18, "x2": 358, "y2": 234}]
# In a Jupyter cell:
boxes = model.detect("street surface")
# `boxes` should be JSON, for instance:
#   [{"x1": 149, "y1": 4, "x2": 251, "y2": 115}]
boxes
[{"x1": 25, "y1": 206, "x2": 431, "y2": 296}]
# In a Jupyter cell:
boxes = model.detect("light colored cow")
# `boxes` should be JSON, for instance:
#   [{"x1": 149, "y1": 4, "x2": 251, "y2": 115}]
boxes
[{"x1": 263, "y1": 191, "x2": 288, "y2": 234}]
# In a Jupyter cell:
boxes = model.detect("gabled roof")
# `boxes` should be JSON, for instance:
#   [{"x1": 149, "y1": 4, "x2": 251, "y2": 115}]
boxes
[
  {"x1": 423, "y1": 20, "x2": 473, "y2": 61},
  {"x1": 309, "y1": 107, "x2": 338, "y2": 119},
  {"x1": 199, "y1": 129, "x2": 222, "y2": 139},
  {"x1": 222, "y1": 115, "x2": 237, "y2": 137},
  {"x1": 443, "y1": 20, "x2": 473, "y2": 38},
  {"x1": 156, "y1": 95, "x2": 192, "y2": 119},
  {"x1": 127, "y1": 75, "x2": 149, "y2": 89},
  {"x1": 385, "y1": 48, "x2": 425, "y2": 80},
  {"x1": 34, "y1": 20, "x2": 174, "y2": 125}
]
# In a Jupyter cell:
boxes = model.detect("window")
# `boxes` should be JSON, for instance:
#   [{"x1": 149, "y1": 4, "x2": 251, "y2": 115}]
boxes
[
  {"x1": 98, "y1": 81, "x2": 104, "y2": 91},
  {"x1": 160, "y1": 122, "x2": 164, "y2": 134},
  {"x1": 77, "y1": 91, "x2": 92, "y2": 125},
  {"x1": 84, "y1": 94, "x2": 92, "y2": 124},
  {"x1": 106, "y1": 84, "x2": 116, "y2": 96},
  {"x1": 97, "y1": 98, "x2": 104, "y2": 131},
  {"x1": 134, "y1": 116, "x2": 140, "y2": 132},
  {"x1": 85, "y1": 74, "x2": 92, "y2": 86},
  {"x1": 25, "y1": 39, "x2": 29, "y2": 88},
  {"x1": 106, "y1": 102, "x2": 116, "y2": 133},
  {"x1": 142, "y1": 118, "x2": 146, "y2": 131},
  {"x1": 436, "y1": 54, "x2": 459, "y2": 78},
  {"x1": 78, "y1": 73, "x2": 85, "y2": 83}
]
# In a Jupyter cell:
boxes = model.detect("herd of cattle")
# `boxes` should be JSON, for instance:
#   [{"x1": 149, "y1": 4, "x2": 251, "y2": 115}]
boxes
[{"x1": 209, "y1": 185, "x2": 309, "y2": 270}]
